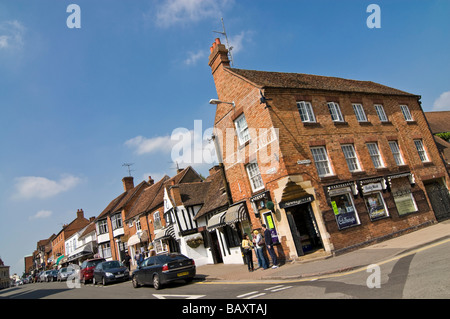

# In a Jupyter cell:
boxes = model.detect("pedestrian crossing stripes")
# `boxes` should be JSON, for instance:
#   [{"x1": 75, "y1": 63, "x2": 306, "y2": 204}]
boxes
[{"x1": 237, "y1": 285, "x2": 293, "y2": 299}]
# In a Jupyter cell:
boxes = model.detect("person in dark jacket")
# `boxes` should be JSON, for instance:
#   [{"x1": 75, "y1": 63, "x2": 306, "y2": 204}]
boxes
[{"x1": 262, "y1": 224, "x2": 278, "y2": 268}]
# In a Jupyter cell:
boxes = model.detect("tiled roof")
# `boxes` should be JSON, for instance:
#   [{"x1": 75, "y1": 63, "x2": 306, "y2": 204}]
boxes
[
  {"x1": 227, "y1": 68, "x2": 417, "y2": 97},
  {"x1": 425, "y1": 111, "x2": 450, "y2": 134},
  {"x1": 195, "y1": 169, "x2": 229, "y2": 220}
]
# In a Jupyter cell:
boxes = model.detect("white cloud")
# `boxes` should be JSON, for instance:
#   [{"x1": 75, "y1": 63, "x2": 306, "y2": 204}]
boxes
[
  {"x1": 125, "y1": 135, "x2": 174, "y2": 155},
  {"x1": 0, "y1": 20, "x2": 25, "y2": 50},
  {"x1": 433, "y1": 91, "x2": 450, "y2": 111},
  {"x1": 13, "y1": 175, "x2": 81, "y2": 200},
  {"x1": 29, "y1": 210, "x2": 53, "y2": 220},
  {"x1": 155, "y1": 0, "x2": 233, "y2": 27},
  {"x1": 184, "y1": 50, "x2": 206, "y2": 66}
]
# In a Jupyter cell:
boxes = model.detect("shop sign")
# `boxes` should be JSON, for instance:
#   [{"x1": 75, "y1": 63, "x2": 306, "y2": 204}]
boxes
[
  {"x1": 279, "y1": 194, "x2": 314, "y2": 209},
  {"x1": 362, "y1": 183, "x2": 382, "y2": 194}
]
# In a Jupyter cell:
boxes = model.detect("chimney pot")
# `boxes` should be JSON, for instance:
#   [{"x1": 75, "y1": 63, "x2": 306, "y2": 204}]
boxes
[
  {"x1": 215, "y1": 38, "x2": 221, "y2": 45},
  {"x1": 148, "y1": 176, "x2": 154, "y2": 185}
]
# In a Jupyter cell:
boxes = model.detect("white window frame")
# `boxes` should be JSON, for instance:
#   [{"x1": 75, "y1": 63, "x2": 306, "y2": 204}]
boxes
[
  {"x1": 111, "y1": 213, "x2": 123, "y2": 230},
  {"x1": 374, "y1": 104, "x2": 388, "y2": 122},
  {"x1": 245, "y1": 161, "x2": 264, "y2": 192},
  {"x1": 311, "y1": 146, "x2": 333, "y2": 177},
  {"x1": 297, "y1": 101, "x2": 316, "y2": 123},
  {"x1": 366, "y1": 143, "x2": 385, "y2": 168},
  {"x1": 99, "y1": 242, "x2": 112, "y2": 259},
  {"x1": 341, "y1": 144, "x2": 362, "y2": 172},
  {"x1": 327, "y1": 102, "x2": 344, "y2": 122},
  {"x1": 153, "y1": 211, "x2": 162, "y2": 230},
  {"x1": 234, "y1": 113, "x2": 250, "y2": 145},
  {"x1": 352, "y1": 104, "x2": 367, "y2": 122},
  {"x1": 135, "y1": 219, "x2": 141, "y2": 231},
  {"x1": 400, "y1": 105, "x2": 413, "y2": 121},
  {"x1": 414, "y1": 139, "x2": 429, "y2": 162},
  {"x1": 388, "y1": 141, "x2": 405, "y2": 166},
  {"x1": 97, "y1": 219, "x2": 108, "y2": 235}
]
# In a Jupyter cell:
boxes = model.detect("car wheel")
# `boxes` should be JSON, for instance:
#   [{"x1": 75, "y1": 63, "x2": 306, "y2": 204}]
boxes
[
  {"x1": 92, "y1": 277, "x2": 96, "y2": 285},
  {"x1": 153, "y1": 274, "x2": 161, "y2": 290},
  {"x1": 132, "y1": 275, "x2": 140, "y2": 288},
  {"x1": 102, "y1": 277, "x2": 107, "y2": 286}
]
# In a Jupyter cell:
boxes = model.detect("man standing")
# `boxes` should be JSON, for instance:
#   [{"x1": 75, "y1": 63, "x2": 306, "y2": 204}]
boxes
[{"x1": 262, "y1": 224, "x2": 278, "y2": 269}]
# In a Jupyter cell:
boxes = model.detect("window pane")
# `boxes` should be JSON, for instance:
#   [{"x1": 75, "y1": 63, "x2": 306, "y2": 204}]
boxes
[
  {"x1": 311, "y1": 147, "x2": 332, "y2": 177},
  {"x1": 388, "y1": 141, "x2": 404, "y2": 165},
  {"x1": 328, "y1": 102, "x2": 343, "y2": 122},
  {"x1": 367, "y1": 143, "x2": 384, "y2": 168},
  {"x1": 414, "y1": 140, "x2": 429, "y2": 162},
  {"x1": 352, "y1": 104, "x2": 367, "y2": 122},
  {"x1": 341, "y1": 145, "x2": 360, "y2": 171},
  {"x1": 374, "y1": 105, "x2": 388, "y2": 122},
  {"x1": 400, "y1": 105, "x2": 413, "y2": 121}
]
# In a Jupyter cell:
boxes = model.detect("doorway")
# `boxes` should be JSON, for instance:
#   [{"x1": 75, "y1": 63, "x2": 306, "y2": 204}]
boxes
[
  {"x1": 425, "y1": 181, "x2": 450, "y2": 222},
  {"x1": 286, "y1": 203, "x2": 323, "y2": 256},
  {"x1": 209, "y1": 231, "x2": 223, "y2": 264}
]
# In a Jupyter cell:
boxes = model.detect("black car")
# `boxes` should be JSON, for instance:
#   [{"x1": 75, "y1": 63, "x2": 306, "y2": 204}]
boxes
[
  {"x1": 47, "y1": 270, "x2": 58, "y2": 282},
  {"x1": 131, "y1": 253, "x2": 196, "y2": 290},
  {"x1": 93, "y1": 261, "x2": 130, "y2": 286}
]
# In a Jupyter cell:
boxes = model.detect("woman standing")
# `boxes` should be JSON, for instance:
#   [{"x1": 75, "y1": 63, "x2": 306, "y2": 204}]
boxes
[
  {"x1": 241, "y1": 233, "x2": 254, "y2": 272},
  {"x1": 253, "y1": 230, "x2": 269, "y2": 270}
]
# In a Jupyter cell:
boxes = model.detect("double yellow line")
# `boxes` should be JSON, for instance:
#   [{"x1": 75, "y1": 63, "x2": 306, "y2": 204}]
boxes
[{"x1": 197, "y1": 237, "x2": 450, "y2": 285}]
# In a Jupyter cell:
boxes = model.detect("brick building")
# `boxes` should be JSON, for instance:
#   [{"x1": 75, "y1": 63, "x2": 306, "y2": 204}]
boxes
[{"x1": 208, "y1": 38, "x2": 450, "y2": 261}]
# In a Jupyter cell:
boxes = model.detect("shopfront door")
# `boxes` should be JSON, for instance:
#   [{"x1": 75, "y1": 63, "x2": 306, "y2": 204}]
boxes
[{"x1": 286, "y1": 203, "x2": 323, "y2": 256}]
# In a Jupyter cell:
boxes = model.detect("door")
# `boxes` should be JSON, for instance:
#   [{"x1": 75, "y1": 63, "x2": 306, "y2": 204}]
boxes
[
  {"x1": 209, "y1": 231, "x2": 223, "y2": 264},
  {"x1": 287, "y1": 203, "x2": 323, "y2": 256},
  {"x1": 425, "y1": 182, "x2": 450, "y2": 222}
]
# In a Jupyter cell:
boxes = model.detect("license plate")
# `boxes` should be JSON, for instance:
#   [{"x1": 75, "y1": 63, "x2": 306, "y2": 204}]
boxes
[
  {"x1": 115, "y1": 274, "x2": 124, "y2": 278},
  {"x1": 177, "y1": 271, "x2": 189, "y2": 277}
]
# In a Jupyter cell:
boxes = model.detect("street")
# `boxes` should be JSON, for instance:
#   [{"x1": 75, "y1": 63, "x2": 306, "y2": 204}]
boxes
[{"x1": 2, "y1": 239, "x2": 450, "y2": 300}]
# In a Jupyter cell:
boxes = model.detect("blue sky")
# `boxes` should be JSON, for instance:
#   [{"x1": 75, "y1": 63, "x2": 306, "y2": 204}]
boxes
[{"x1": 1, "y1": 0, "x2": 449, "y2": 275}]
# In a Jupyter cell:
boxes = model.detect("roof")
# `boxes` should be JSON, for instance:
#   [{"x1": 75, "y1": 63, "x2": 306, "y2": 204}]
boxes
[
  {"x1": 194, "y1": 169, "x2": 229, "y2": 220},
  {"x1": 125, "y1": 176, "x2": 170, "y2": 222},
  {"x1": 434, "y1": 135, "x2": 450, "y2": 164},
  {"x1": 425, "y1": 111, "x2": 450, "y2": 134},
  {"x1": 96, "y1": 180, "x2": 148, "y2": 220},
  {"x1": 177, "y1": 182, "x2": 211, "y2": 207},
  {"x1": 227, "y1": 68, "x2": 417, "y2": 97}
]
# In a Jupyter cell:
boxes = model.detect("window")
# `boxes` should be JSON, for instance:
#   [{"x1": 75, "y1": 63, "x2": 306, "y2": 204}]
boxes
[
  {"x1": 393, "y1": 190, "x2": 418, "y2": 216},
  {"x1": 99, "y1": 242, "x2": 111, "y2": 259},
  {"x1": 388, "y1": 141, "x2": 404, "y2": 166},
  {"x1": 400, "y1": 105, "x2": 413, "y2": 121},
  {"x1": 297, "y1": 101, "x2": 316, "y2": 122},
  {"x1": 135, "y1": 219, "x2": 141, "y2": 231},
  {"x1": 414, "y1": 139, "x2": 429, "y2": 162},
  {"x1": 352, "y1": 104, "x2": 367, "y2": 122},
  {"x1": 374, "y1": 104, "x2": 388, "y2": 122},
  {"x1": 363, "y1": 191, "x2": 389, "y2": 220},
  {"x1": 111, "y1": 214, "x2": 123, "y2": 230},
  {"x1": 366, "y1": 143, "x2": 384, "y2": 168},
  {"x1": 311, "y1": 147, "x2": 333, "y2": 177},
  {"x1": 327, "y1": 102, "x2": 344, "y2": 122},
  {"x1": 97, "y1": 219, "x2": 108, "y2": 235},
  {"x1": 234, "y1": 113, "x2": 250, "y2": 145},
  {"x1": 246, "y1": 162, "x2": 264, "y2": 192},
  {"x1": 153, "y1": 211, "x2": 162, "y2": 230},
  {"x1": 329, "y1": 189, "x2": 360, "y2": 229},
  {"x1": 341, "y1": 144, "x2": 361, "y2": 172}
]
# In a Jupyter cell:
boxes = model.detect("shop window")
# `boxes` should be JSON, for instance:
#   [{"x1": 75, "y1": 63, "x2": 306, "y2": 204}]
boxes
[
  {"x1": 393, "y1": 191, "x2": 418, "y2": 216},
  {"x1": 330, "y1": 189, "x2": 360, "y2": 229},
  {"x1": 364, "y1": 192, "x2": 389, "y2": 220}
]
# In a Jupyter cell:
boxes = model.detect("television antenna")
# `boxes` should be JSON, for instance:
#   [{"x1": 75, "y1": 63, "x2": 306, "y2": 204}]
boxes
[
  {"x1": 122, "y1": 163, "x2": 135, "y2": 176},
  {"x1": 213, "y1": 17, "x2": 234, "y2": 66}
]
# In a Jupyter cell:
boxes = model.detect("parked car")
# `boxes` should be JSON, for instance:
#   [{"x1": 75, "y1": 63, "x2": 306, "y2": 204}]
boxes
[
  {"x1": 131, "y1": 253, "x2": 195, "y2": 290},
  {"x1": 80, "y1": 258, "x2": 105, "y2": 284},
  {"x1": 47, "y1": 270, "x2": 58, "y2": 282},
  {"x1": 93, "y1": 260, "x2": 129, "y2": 286},
  {"x1": 57, "y1": 267, "x2": 75, "y2": 281},
  {"x1": 39, "y1": 271, "x2": 49, "y2": 282}
]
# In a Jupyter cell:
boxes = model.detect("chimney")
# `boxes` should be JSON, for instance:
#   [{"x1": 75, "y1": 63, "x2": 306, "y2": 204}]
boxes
[
  {"x1": 148, "y1": 176, "x2": 154, "y2": 185},
  {"x1": 209, "y1": 165, "x2": 221, "y2": 176},
  {"x1": 122, "y1": 176, "x2": 134, "y2": 192},
  {"x1": 89, "y1": 217, "x2": 96, "y2": 222},
  {"x1": 77, "y1": 209, "x2": 84, "y2": 219},
  {"x1": 177, "y1": 168, "x2": 184, "y2": 174},
  {"x1": 208, "y1": 38, "x2": 230, "y2": 75}
]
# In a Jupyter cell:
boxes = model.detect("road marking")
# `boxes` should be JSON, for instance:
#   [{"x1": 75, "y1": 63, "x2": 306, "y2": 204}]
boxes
[
  {"x1": 244, "y1": 292, "x2": 266, "y2": 299},
  {"x1": 269, "y1": 285, "x2": 293, "y2": 292},
  {"x1": 153, "y1": 294, "x2": 205, "y2": 299},
  {"x1": 236, "y1": 291, "x2": 259, "y2": 298},
  {"x1": 264, "y1": 285, "x2": 284, "y2": 290}
]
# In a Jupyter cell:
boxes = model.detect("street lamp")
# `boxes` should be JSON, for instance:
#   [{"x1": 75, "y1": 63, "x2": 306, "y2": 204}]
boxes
[{"x1": 209, "y1": 99, "x2": 235, "y2": 108}]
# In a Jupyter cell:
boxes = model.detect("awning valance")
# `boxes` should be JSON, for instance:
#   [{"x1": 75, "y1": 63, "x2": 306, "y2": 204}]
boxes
[
  {"x1": 224, "y1": 203, "x2": 247, "y2": 225},
  {"x1": 153, "y1": 225, "x2": 175, "y2": 241},
  {"x1": 207, "y1": 211, "x2": 227, "y2": 231},
  {"x1": 127, "y1": 230, "x2": 149, "y2": 246}
]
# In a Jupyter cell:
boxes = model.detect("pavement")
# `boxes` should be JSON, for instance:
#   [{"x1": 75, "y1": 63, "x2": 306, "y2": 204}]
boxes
[{"x1": 195, "y1": 219, "x2": 450, "y2": 282}]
